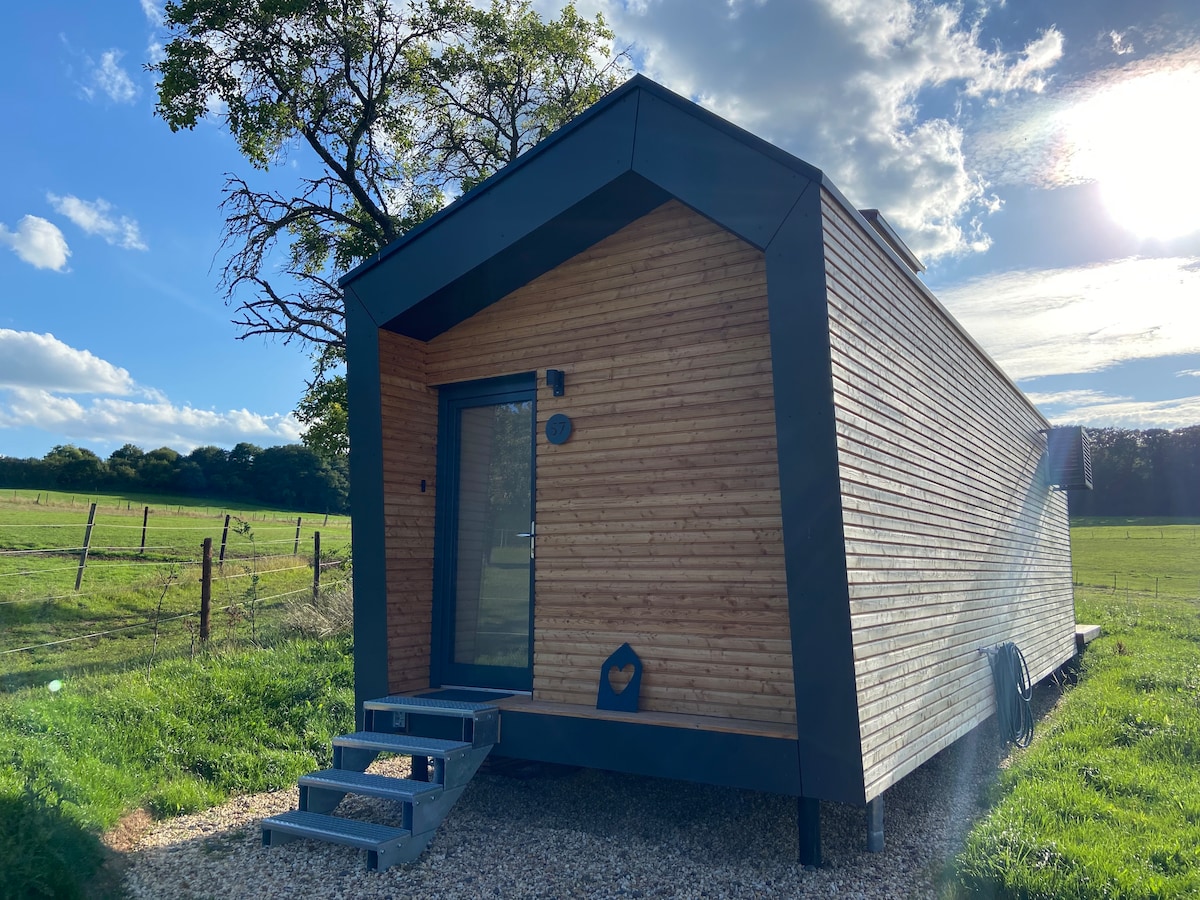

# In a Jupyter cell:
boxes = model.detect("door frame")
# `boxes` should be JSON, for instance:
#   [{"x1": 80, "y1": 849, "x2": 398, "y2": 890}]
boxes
[{"x1": 431, "y1": 372, "x2": 537, "y2": 692}]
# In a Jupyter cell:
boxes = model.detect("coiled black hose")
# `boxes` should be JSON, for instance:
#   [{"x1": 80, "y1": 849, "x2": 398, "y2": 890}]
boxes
[{"x1": 987, "y1": 641, "x2": 1034, "y2": 748}]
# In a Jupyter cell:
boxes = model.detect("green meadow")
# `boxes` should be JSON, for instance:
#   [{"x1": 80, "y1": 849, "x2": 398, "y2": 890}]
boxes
[
  {"x1": 949, "y1": 519, "x2": 1200, "y2": 899},
  {"x1": 0, "y1": 490, "x2": 352, "y2": 691},
  {"x1": 0, "y1": 490, "x2": 356, "y2": 899},
  {"x1": 2, "y1": 498, "x2": 1200, "y2": 898}
]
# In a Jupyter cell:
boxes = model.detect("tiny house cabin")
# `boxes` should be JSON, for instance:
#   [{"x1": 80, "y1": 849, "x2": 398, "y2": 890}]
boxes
[{"x1": 332, "y1": 75, "x2": 1077, "y2": 862}]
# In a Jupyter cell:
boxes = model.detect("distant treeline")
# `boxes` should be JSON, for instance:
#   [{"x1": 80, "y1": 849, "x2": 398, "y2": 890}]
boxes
[
  {"x1": 0, "y1": 442, "x2": 349, "y2": 514},
  {"x1": 2, "y1": 426, "x2": 1195, "y2": 520},
  {"x1": 1069, "y1": 426, "x2": 1200, "y2": 518}
]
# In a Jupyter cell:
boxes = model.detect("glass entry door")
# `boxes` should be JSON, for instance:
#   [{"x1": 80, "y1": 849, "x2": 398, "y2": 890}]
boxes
[{"x1": 433, "y1": 374, "x2": 535, "y2": 692}]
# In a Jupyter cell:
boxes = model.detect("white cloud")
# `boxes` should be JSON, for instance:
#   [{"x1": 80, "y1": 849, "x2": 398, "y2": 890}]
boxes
[
  {"x1": 0, "y1": 216, "x2": 71, "y2": 271},
  {"x1": 594, "y1": 0, "x2": 1062, "y2": 260},
  {"x1": 1180, "y1": 370, "x2": 1200, "y2": 378},
  {"x1": 0, "y1": 330, "x2": 136, "y2": 394},
  {"x1": 86, "y1": 49, "x2": 139, "y2": 103},
  {"x1": 1028, "y1": 389, "x2": 1200, "y2": 431},
  {"x1": 47, "y1": 194, "x2": 147, "y2": 251},
  {"x1": 140, "y1": 0, "x2": 167, "y2": 64},
  {"x1": 937, "y1": 256, "x2": 1200, "y2": 381},
  {"x1": 139, "y1": 0, "x2": 163, "y2": 27},
  {"x1": 0, "y1": 388, "x2": 301, "y2": 452},
  {"x1": 0, "y1": 332, "x2": 302, "y2": 452}
]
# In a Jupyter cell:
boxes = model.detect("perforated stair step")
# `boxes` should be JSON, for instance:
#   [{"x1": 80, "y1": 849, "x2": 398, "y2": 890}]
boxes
[
  {"x1": 261, "y1": 810, "x2": 414, "y2": 871},
  {"x1": 333, "y1": 731, "x2": 472, "y2": 759},
  {"x1": 363, "y1": 695, "x2": 500, "y2": 746},
  {"x1": 364, "y1": 695, "x2": 499, "y2": 717},
  {"x1": 300, "y1": 768, "x2": 443, "y2": 804},
  {"x1": 265, "y1": 694, "x2": 498, "y2": 870}
]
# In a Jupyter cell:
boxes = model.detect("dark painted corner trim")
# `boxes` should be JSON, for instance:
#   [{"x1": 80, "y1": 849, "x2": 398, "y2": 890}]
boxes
[
  {"x1": 345, "y1": 294, "x2": 390, "y2": 728},
  {"x1": 765, "y1": 186, "x2": 866, "y2": 806}
]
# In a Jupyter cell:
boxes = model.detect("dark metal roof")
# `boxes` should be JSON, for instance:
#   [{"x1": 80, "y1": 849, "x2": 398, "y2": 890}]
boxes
[
  {"x1": 341, "y1": 74, "x2": 843, "y2": 340},
  {"x1": 858, "y1": 208, "x2": 925, "y2": 273}
]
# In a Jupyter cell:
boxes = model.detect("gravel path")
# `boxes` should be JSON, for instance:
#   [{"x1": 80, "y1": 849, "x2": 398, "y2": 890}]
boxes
[{"x1": 118, "y1": 703, "x2": 1041, "y2": 899}]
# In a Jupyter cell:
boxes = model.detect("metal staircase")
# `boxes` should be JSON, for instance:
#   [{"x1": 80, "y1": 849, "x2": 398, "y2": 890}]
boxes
[{"x1": 261, "y1": 695, "x2": 498, "y2": 871}]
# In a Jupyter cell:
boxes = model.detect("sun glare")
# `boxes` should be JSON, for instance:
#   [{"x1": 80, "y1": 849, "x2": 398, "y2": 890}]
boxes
[{"x1": 1062, "y1": 65, "x2": 1200, "y2": 240}]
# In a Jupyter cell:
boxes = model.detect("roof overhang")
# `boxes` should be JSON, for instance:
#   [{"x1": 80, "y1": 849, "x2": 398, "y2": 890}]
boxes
[{"x1": 340, "y1": 75, "x2": 825, "y2": 341}]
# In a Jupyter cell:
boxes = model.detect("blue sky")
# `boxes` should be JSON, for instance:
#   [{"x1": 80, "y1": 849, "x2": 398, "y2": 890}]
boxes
[{"x1": 2, "y1": 0, "x2": 1198, "y2": 461}]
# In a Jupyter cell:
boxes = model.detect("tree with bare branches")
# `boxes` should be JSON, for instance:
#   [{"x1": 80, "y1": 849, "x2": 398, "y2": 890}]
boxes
[{"x1": 152, "y1": 0, "x2": 628, "y2": 456}]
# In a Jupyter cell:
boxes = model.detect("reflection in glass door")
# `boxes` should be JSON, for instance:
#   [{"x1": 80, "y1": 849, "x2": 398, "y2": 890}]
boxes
[{"x1": 434, "y1": 375, "x2": 535, "y2": 691}]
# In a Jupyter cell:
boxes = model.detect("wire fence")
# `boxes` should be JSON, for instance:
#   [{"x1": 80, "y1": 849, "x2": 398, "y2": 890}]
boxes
[
  {"x1": 0, "y1": 500, "x2": 353, "y2": 688},
  {"x1": 1073, "y1": 571, "x2": 1200, "y2": 599}
]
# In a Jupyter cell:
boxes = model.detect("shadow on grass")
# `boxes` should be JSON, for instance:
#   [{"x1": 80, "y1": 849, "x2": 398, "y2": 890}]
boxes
[{"x1": 0, "y1": 785, "x2": 119, "y2": 900}]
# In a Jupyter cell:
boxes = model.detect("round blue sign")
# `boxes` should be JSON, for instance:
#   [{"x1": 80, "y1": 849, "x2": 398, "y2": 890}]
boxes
[{"x1": 546, "y1": 413, "x2": 572, "y2": 445}]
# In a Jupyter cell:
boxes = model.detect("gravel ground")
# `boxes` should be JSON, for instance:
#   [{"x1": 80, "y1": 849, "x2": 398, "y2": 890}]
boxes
[{"x1": 118, "y1": 690, "x2": 1057, "y2": 900}]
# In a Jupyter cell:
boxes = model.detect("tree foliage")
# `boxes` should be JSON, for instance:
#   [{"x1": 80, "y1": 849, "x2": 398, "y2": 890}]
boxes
[
  {"x1": 423, "y1": 0, "x2": 631, "y2": 192},
  {"x1": 295, "y1": 349, "x2": 349, "y2": 460},
  {"x1": 154, "y1": 0, "x2": 454, "y2": 352},
  {"x1": 1068, "y1": 426, "x2": 1200, "y2": 518},
  {"x1": 152, "y1": 0, "x2": 628, "y2": 457},
  {"x1": 0, "y1": 442, "x2": 349, "y2": 513}
]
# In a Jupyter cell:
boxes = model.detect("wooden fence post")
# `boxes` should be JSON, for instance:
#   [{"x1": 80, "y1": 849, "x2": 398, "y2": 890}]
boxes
[
  {"x1": 75, "y1": 502, "x2": 97, "y2": 592},
  {"x1": 200, "y1": 537, "x2": 213, "y2": 643},
  {"x1": 293, "y1": 517, "x2": 302, "y2": 556},
  {"x1": 313, "y1": 531, "x2": 321, "y2": 601},
  {"x1": 139, "y1": 506, "x2": 149, "y2": 555},
  {"x1": 219, "y1": 514, "x2": 231, "y2": 567}
]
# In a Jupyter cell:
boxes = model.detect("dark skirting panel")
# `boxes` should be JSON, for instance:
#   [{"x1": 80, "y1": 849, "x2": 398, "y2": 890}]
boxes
[{"x1": 494, "y1": 711, "x2": 803, "y2": 796}]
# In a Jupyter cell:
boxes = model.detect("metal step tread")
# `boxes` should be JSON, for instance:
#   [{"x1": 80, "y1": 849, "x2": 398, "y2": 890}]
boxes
[
  {"x1": 333, "y1": 731, "x2": 472, "y2": 757},
  {"x1": 364, "y1": 695, "x2": 499, "y2": 716},
  {"x1": 262, "y1": 810, "x2": 410, "y2": 849},
  {"x1": 300, "y1": 769, "x2": 443, "y2": 803}
]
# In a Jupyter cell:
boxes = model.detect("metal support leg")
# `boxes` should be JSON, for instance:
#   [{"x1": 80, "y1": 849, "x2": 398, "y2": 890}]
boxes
[
  {"x1": 866, "y1": 797, "x2": 884, "y2": 853},
  {"x1": 412, "y1": 755, "x2": 429, "y2": 782},
  {"x1": 798, "y1": 797, "x2": 821, "y2": 868}
]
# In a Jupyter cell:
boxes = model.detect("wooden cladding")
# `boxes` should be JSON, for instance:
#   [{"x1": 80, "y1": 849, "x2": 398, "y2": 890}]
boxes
[
  {"x1": 424, "y1": 200, "x2": 795, "y2": 724},
  {"x1": 821, "y1": 191, "x2": 1076, "y2": 800},
  {"x1": 374, "y1": 188, "x2": 1074, "y2": 779},
  {"x1": 378, "y1": 331, "x2": 436, "y2": 693}
]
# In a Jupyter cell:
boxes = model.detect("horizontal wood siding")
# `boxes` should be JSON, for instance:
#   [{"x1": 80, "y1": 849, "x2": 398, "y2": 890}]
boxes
[
  {"x1": 821, "y1": 191, "x2": 1076, "y2": 800},
  {"x1": 378, "y1": 330, "x2": 437, "y2": 693},
  {"x1": 425, "y1": 200, "x2": 795, "y2": 724}
]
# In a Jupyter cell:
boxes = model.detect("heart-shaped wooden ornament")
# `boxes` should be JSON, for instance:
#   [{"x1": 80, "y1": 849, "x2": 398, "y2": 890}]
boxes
[{"x1": 607, "y1": 663, "x2": 634, "y2": 694}]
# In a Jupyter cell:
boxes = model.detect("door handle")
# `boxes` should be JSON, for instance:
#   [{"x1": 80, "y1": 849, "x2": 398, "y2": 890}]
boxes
[{"x1": 516, "y1": 522, "x2": 535, "y2": 559}]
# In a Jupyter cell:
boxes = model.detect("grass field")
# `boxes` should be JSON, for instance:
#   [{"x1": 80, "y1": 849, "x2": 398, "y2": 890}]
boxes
[
  {"x1": 1070, "y1": 519, "x2": 1200, "y2": 598},
  {"x1": 4, "y1": 499, "x2": 1200, "y2": 899},
  {"x1": 0, "y1": 490, "x2": 353, "y2": 691},
  {"x1": 0, "y1": 490, "x2": 357, "y2": 899},
  {"x1": 949, "y1": 518, "x2": 1200, "y2": 899},
  {"x1": 0, "y1": 637, "x2": 355, "y2": 900}
]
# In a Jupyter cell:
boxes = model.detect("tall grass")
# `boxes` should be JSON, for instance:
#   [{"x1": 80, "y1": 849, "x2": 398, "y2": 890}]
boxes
[
  {"x1": 0, "y1": 637, "x2": 354, "y2": 900},
  {"x1": 949, "y1": 520, "x2": 1200, "y2": 899},
  {"x1": 0, "y1": 489, "x2": 357, "y2": 898}
]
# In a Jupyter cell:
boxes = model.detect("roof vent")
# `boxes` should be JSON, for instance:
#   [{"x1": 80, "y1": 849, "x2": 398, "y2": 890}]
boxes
[
  {"x1": 1046, "y1": 426, "x2": 1093, "y2": 491},
  {"x1": 858, "y1": 209, "x2": 924, "y2": 274}
]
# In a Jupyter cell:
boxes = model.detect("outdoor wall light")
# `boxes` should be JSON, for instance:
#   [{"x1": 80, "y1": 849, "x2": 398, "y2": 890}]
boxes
[{"x1": 546, "y1": 369, "x2": 565, "y2": 396}]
